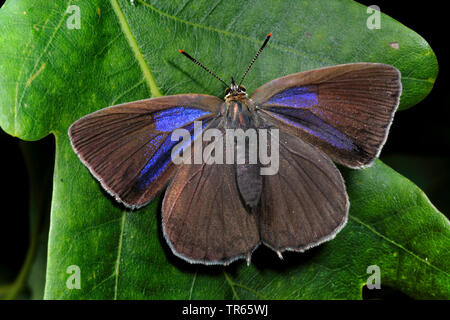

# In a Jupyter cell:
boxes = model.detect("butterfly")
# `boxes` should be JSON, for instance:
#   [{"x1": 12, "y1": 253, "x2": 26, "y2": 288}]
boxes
[{"x1": 69, "y1": 33, "x2": 402, "y2": 265}]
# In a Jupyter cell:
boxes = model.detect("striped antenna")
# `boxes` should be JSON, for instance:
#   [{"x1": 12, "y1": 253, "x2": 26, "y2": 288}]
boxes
[
  {"x1": 178, "y1": 50, "x2": 228, "y2": 87},
  {"x1": 238, "y1": 33, "x2": 272, "y2": 86}
]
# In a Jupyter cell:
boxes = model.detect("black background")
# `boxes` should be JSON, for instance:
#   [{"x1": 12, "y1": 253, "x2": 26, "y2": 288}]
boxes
[{"x1": 0, "y1": 0, "x2": 448, "y2": 300}]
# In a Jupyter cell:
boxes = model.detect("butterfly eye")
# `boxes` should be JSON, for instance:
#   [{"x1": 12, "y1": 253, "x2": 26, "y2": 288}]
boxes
[
  {"x1": 225, "y1": 88, "x2": 231, "y2": 95},
  {"x1": 239, "y1": 85, "x2": 246, "y2": 92}
]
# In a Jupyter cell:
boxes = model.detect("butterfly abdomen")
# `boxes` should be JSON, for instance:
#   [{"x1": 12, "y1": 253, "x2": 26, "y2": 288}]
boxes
[
  {"x1": 222, "y1": 97, "x2": 264, "y2": 208},
  {"x1": 236, "y1": 163, "x2": 262, "y2": 208}
]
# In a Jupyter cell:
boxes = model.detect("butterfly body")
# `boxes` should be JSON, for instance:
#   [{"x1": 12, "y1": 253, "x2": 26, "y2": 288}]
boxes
[{"x1": 210, "y1": 84, "x2": 264, "y2": 208}]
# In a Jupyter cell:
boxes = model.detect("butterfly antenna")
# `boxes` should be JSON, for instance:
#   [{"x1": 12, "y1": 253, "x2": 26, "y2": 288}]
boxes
[
  {"x1": 178, "y1": 50, "x2": 228, "y2": 87},
  {"x1": 238, "y1": 32, "x2": 272, "y2": 86}
]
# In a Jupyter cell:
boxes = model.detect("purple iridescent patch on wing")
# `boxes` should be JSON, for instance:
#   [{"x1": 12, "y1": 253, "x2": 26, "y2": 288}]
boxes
[
  {"x1": 265, "y1": 107, "x2": 356, "y2": 151},
  {"x1": 154, "y1": 107, "x2": 211, "y2": 132},
  {"x1": 137, "y1": 120, "x2": 209, "y2": 190},
  {"x1": 265, "y1": 86, "x2": 319, "y2": 109},
  {"x1": 136, "y1": 136, "x2": 178, "y2": 190}
]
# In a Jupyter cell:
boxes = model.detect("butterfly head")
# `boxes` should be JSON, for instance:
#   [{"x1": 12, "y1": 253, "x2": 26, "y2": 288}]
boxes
[{"x1": 225, "y1": 77, "x2": 247, "y2": 100}]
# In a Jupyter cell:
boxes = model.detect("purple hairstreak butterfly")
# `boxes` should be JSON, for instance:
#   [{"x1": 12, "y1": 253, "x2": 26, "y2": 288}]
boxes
[{"x1": 69, "y1": 33, "x2": 402, "y2": 265}]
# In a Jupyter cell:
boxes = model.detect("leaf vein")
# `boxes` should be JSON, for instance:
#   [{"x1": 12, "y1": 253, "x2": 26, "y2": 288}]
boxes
[
  {"x1": 349, "y1": 215, "x2": 449, "y2": 277},
  {"x1": 113, "y1": 211, "x2": 127, "y2": 300}
]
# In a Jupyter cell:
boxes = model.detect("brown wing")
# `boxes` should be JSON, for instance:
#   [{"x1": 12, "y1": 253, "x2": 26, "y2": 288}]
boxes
[
  {"x1": 259, "y1": 130, "x2": 349, "y2": 253},
  {"x1": 252, "y1": 63, "x2": 401, "y2": 168},
  {"x1": 162, "y1": 133, "x2": 259, "y2": 265},
  {"x1": 69, "y1": 94, "x2": 222, "y2": 209}
]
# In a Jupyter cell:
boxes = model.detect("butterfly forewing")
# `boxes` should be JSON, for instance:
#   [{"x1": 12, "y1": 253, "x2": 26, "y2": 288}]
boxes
[
  {"x1": 260, "y1": 130, "x2": 348, "y2": 252},
  {"x1": 252, "y1": 63, "x2": 402, "y2": 168},
  {"x1": 69, "y1": 94, "x2": 222, "y2": 209}
]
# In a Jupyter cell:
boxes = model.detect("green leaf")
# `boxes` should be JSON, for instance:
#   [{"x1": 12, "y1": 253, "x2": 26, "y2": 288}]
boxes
[{"x1": 0, "y1": 0, "x2": 446, "y2": 299}]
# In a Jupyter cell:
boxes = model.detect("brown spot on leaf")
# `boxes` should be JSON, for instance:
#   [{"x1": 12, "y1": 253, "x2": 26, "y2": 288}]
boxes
[{"x1": 390, "y1": 42, "x2": 400, "y2": 50}]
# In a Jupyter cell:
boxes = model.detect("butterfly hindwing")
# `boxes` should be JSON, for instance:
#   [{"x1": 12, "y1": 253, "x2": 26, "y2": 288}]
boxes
[
  {"x1": 162, "y1": 130, "x2": 260, "y2": 265},
  {"x1": 260, "y1": 130, "x2": 348, "y2": 253},
  {"x1": 252, "y1": 63, "x2": 402, "y2": 168},
  {"x1": 69, "y1": 94, "x2": 222, "y2": 209}
]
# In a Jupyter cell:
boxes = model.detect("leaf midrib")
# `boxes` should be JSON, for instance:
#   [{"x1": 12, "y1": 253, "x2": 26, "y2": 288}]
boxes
[{"x1": 110, "y1": 0, "x2": 162, "y2": 97}]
